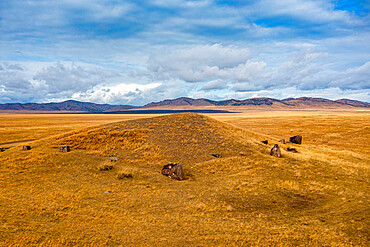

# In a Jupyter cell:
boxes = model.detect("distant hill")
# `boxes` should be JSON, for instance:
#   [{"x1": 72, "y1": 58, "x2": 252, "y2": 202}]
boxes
[
  {"x1": 143, "y1": 97, "x2": 215, "y2": 107},
  {"x1": 334, "y1": 98, "x2": 370, "y2": 108},
  {"x1": 281, "y1": 97, "x2": 370, "y2": 107},
  {"x1": 0, "y1": 100, "x2": 135, "y2": 112},
  {"x1": 282, "y1": 97, "x2": 341, "y2": 106},
  {"x1": 0, "y1": 97, "x2": 369, "y2": 112},
  {"x1": 144, "y1": 97, "x2": 370, "y2": 108},
  {"x1": 144, "y1": 97, "x2": 289, "y2": 107}
]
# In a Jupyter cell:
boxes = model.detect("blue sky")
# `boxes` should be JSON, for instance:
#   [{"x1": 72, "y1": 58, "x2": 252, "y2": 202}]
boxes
[{"x1": 0, "y1": 0, "x2": 369, "y2": 105}]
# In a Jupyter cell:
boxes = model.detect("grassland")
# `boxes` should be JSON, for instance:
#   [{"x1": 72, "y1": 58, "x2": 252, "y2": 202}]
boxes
[
  {"x1": 0, "y1": 114, "x2": 155, "y2": 145},
  {"x1": 212, "y1": 110, "x2": 370, "y2": 155},
  {"x1": 0, "y1": 110, "x2": 369, "y2": 246}
]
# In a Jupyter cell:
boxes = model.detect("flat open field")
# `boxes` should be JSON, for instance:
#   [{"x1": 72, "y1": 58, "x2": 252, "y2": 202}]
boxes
[
  {"x1": 212, "y1": 110, "x2": 370, "y2": 155},
  {"x1": 0, "y1": 114, "x2": 157, "y2": 146},
  {"x1": 0, "y1": 110, "x2": 369, "y2": 246}
]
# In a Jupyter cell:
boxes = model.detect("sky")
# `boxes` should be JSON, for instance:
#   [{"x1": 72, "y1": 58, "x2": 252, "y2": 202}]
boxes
[{"x1": 0, "y1": 0, "x2": 369, "y2": 105}]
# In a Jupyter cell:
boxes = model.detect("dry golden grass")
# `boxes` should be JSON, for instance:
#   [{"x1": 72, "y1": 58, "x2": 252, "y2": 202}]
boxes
[
  {"x1": 97, "y1": 160, "x2": 115, "y2": 171},
  {"x1": 117, "y1": 168, "x2": 134, "y2": 179},
  {"x1": 211, "y1": 110, "x2": 370, "y2": 154},
  {"x1": 0, "y1": 111, "x2": 369, "y2": 246},
  {"x1": 0, "y1": 114, "x2": 156, "y2": 145}
]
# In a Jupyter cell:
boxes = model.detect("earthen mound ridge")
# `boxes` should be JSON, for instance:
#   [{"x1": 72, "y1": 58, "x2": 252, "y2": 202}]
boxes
[{"x1": 52, "y1": 113, "x2": 268, "y2": 165}]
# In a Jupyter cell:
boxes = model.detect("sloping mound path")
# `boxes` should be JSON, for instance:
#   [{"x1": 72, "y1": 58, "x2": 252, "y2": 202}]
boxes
[{"x1": 0, "y1": 113, "x2": 368, "y2": 246}]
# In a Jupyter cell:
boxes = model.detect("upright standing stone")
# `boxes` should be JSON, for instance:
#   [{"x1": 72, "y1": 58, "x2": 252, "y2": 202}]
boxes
[
  {"x1": 270, "y1": 144, "x2": 281, "y2": 157},
  {"x1": 161, "y1": 163, "x2": 184, "y2": 180}
]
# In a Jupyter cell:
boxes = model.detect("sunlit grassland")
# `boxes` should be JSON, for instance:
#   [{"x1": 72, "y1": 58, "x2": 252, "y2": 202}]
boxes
[
  {"x1": 0, "y1": 110, "x2": 369, "y2": 246},
  {"x1": 0, "y1": 114, "x2": 157, "y2": 145},
  {"x1": 211, "y1": 110, "x2": 370, "y2": 154}
]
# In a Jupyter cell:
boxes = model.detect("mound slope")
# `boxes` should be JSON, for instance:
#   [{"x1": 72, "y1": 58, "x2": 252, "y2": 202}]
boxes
[{"x1": 52, "y1": 113, "x2": 266, "y2": 165}]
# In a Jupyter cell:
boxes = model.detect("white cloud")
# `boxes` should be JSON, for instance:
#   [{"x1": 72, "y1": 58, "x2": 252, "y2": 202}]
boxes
[
  {"x1": 0, "y1": 63, "x2": 31, "y2": 90},
  {"x1": 1, "y1": 42, "x2": 369, "y2": 105},
  {"x1": 71, "y1": 82, "x2": 162, "y2": 105},
  {"x1": 32, "y1": 63, "x2": 115, "y2": 94},
  {"x1": 61, "y1": 0, "x2": 136, "y2": 20},
  {"x1": 147, "y1": 44, "x2": 255, "y2": 82},
  {"x1": 147, "y1": 45, "x2": 369, "y2": 97},
  {"x1": 200, "y1": 79, "x2": 228, "y2": 91},
  {"x1": 233, "y1": 61, "x2": 268, "y2": 83},
  {"x1": 0, "y1": 62, "x2": 122, "y2": 103},
  {"x1": 250, "y1": 0, "x2": 355, "y2": 25},
  {"x1": 330, "y1": 61, "x2": 370, "y2": 90},
  {"x1": 0, "y1": 61, "x2": 196, "y2": 105},
  {"x1": 149, "y1": 0, "x2": 211, "y2": 8}
]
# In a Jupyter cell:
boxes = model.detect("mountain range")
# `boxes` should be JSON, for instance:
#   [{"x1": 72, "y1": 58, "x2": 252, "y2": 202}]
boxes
[
  {"x1": 144, "y1": 97, "x2": 370, "y2": 108},
  {"x1": 0, "y1": 100, "x2": 134, "y2": 112},
  {"x1": 0, "y1": 97, "x2": 369, "y2": 112}
]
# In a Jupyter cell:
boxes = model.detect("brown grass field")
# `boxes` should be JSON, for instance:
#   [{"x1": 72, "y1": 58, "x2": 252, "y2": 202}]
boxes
[{"x1": 0, "y1": 110, "x2": 369, "y2": 246}]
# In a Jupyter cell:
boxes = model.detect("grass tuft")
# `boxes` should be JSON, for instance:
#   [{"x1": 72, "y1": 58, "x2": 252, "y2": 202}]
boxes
[
  {"x1": 117, "y1": 168, "x2": 133, "y2": 179},
  {"x1": 97, "y1": 161, "x2": 114, "y2": 171}
]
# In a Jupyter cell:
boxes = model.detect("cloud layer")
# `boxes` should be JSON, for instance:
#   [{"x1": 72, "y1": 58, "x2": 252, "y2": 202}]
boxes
[{"x1": 0, "y1": 0, "x2": 369, "y2": 104}]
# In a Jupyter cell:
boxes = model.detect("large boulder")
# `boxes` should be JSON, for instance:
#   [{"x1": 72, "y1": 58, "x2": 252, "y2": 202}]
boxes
[
  {"x1": 161, "y1": 163, "x2": 184, "y2": 181},
  {"x1": 270, "y1": 144, "x2": 281, "y2": 158},
  {"x1": 289, "y1": 135, "x2": 302, "y2": 144}
]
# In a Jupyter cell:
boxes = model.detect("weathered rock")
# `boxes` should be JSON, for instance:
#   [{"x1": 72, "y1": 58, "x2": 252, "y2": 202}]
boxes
[
  {"x1": 261, "y1": 140, "x2": 268, "y2": 144},
  {"x1": 211, "y1": 153, "x2": 222, "y2": 158},
  {"x1": 287, "y1": 147, "x2": 298, "y2": 153},
  {"x1": 162, "y1": 163, "x2": 184, "y2": 181},
  {"x1": 289, "y1": 135, "x2": 302, "y2": 144},
  {"x1": 23, "y1": 145, "x2": 31, "y2": 151},
  {"x1": 59, "y1": 146, "x2": 70, "y2": 152},
  {"x1": 278, "y1": 139, "x2": 286, "y2": 144},
  {"x1": 270, "y1": 144, "x2": 281, "y2": 157}
]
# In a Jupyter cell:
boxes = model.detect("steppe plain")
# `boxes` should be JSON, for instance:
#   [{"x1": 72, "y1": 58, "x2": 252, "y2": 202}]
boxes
[{"x1": 0, "y1": 109, "x2": 369, "y2": 246}]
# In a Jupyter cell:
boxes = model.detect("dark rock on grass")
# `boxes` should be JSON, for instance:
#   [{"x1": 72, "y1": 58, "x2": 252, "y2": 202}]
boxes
[
  {"x1": 211, "y1": 153, "x2": 222, "y2": 158},
  {"x1": 289, "y1": 135, "x2": 302, "y2": 144},
  {"x1": 162, "y1": 163, "x2": 184, "y2": 181},
  {"x1": 59, "y1": 146, "x2": 70, "y2": 152},
  {"x1": 287, "y1": 147, "x2": 298, "y2": 153},
  {"x1": 23, "y1": 145, "x2": 31, "y2": 151},
  {"x1": 270, "y1": 144, "x2": 281, "y2": 158}
]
